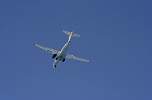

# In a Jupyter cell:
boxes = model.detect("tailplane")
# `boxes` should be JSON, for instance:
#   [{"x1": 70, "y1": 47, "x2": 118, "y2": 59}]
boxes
[{"x1": 63, "y1": 30, "x2": 80, "y2": 37}]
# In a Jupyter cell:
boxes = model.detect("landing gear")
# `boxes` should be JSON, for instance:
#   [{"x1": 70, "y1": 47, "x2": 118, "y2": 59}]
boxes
[{"x1": 53, "y1": 65, "x2": 56, "y2": 72}]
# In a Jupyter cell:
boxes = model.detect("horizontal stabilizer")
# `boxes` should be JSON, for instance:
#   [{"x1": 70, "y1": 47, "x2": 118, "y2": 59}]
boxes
[{"x1": 63, "y1": 30, "x2": 80, "y2": 37}]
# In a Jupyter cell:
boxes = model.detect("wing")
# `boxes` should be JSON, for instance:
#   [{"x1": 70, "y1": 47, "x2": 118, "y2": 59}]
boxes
[
  {"x1": 35, "y1": 43, "x2": 58, "y2": 54},
  {"x1": 66, "y1": 54, "x2": 90, "y2": 63}
]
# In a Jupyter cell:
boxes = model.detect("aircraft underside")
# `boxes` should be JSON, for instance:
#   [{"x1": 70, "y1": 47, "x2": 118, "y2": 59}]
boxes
[
  {"x1": 35, "y1": 31, "x2": 89, "y2": 72},
  {"x1": 52, "y1": 53, "x2": 65, "y2": 62}
]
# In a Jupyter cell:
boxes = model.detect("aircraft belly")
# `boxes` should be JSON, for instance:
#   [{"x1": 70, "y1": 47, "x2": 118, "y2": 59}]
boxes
[{"x1": 60, "y1": 42, "x2": 70, "y2": 55}]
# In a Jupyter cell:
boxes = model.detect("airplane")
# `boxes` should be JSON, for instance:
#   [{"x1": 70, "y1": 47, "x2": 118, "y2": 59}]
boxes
[{"x1": 35, "y1": 31, "x2": 90, "y2": 72}]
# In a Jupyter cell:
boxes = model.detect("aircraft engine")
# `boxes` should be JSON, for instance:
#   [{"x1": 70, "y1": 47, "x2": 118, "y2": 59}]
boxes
[
  {"x1": 52, "y1": 54, "x2": 57, "y2": 59},
  {"x1": 62, "y1": 58, "x2": 65, "y2": 62}
]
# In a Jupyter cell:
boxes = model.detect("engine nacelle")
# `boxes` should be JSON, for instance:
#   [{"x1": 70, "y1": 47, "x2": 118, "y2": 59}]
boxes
[
  {"x1": 62, "y1": 58, "x2": 65, "y2": 62},
  {"x1": 52, "y1": 54, "x2": 57, "y2": 59}
]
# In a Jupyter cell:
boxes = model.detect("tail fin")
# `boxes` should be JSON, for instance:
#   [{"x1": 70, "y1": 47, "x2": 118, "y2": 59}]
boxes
[{"x1": 63, "y1": 30, "x2": 80, "y2": 37}]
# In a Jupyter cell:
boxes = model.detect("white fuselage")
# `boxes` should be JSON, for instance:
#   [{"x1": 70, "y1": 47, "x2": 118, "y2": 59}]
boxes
[{"x1": 53, "y1": 34, "x2": 72, "y2": 68}]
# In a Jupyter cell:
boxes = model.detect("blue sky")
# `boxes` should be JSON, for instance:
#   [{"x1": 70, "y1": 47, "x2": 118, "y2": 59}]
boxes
[{"x1": 0, "y1": 0, "x2": 152, "y2": 100}]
